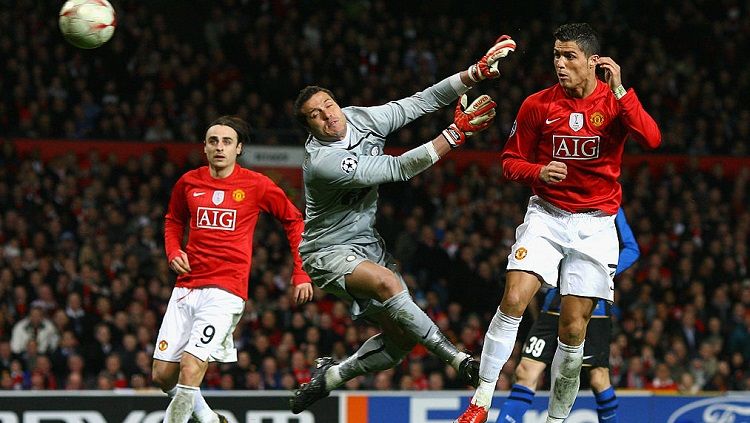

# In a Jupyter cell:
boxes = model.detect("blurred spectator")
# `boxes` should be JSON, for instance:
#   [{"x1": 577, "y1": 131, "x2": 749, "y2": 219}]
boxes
[
  {"x1": 677, "y1": 372, "x2": 700, "y2": 395},
  {"x1": 10, "y1": 305, "x2": 59, "y2": 355},
  {"x1": 648, "y1": 363, "x2": 678, "y2": 391}
]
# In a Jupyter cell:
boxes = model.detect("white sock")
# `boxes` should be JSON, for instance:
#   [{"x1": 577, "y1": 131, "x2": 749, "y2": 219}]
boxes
[
  {"x1": 165, "y1": 384, "x2": 198, "y2": 423},
  {"x1": 547, "y1": 338, "x2": 584, "y2": 422},
  {"x1": 193, "y1": 390, "x2": 219, "y2": 423},
  {"x1": 472, "y1": 309, "x2": 521, "y2": 409}
]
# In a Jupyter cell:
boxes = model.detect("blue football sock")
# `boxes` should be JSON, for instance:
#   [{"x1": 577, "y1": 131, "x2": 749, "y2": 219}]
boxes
[
  {"x1": 497, "y1": 384, "x2": 535, "y2": 423},
  {"x1": 594, "y1": 386, "x2": 619, "y2": 423}
]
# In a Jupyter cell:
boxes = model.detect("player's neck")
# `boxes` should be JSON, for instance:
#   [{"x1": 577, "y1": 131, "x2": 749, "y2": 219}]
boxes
[
  {"x1": 564, "y1": 78, "x2": 598, "y2": 99},
  {"x1": 209, "y1": 163, "x2": 235, "y2": 179}
]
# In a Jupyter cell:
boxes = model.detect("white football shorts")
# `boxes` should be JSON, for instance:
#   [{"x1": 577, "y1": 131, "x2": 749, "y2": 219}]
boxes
[
  {"x1": 507, "y1": 196, "x2": 619, "y2": 302},
  {"x1": 153, "y1": 286, "x2": 244, "y2": 363}
]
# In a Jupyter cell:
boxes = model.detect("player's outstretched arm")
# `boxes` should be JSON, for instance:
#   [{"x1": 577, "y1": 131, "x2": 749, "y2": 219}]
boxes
[
  {"x1": 358, "y1": 35, "x2": 513, "y2": 138},
  {"x1": 310, "y1": 95, "x2": 497, "y2": 188}
]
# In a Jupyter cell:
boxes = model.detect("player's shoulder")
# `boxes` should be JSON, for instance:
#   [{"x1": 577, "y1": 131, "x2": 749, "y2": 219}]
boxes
[
  {"x1": 178, "y1": 166, "x2": 207, "y2": 183},
  {"x1": 307, "y1": 143, "x2": 351, "y2": 163},
  {"x1": 342, "y1": 106, "x2": 370, "y2": 122},
  {"x1": 518, "y1": 85, "x2": 558, "y2": 114},
  {"x1": 342, "y1": 106, "x2": 379, "y2": 132},
  {"x1": 235, "y1": 166, "x2": 273, "y2": 184},
  {"x1": 530, "y1": 84, "x2": 561, "y2": 103}
]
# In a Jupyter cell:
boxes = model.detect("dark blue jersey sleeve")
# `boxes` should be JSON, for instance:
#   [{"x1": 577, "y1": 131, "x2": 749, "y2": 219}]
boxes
[{"x1": 615, "y1": 207, "x2": 640, "y2": 275}]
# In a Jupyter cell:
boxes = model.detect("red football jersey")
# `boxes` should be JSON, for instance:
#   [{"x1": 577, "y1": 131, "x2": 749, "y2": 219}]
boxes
[
  {"x1": 501, "y1": 80, "x2": 661, "y2": 214},
  {"x1": 164, "y1": 165, "x2": 310, "y2": 300}
]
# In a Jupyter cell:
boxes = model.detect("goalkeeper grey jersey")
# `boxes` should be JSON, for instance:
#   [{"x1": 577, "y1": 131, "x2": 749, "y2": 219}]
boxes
[{"x1": 300, "y1": 74, "x2": 468, "y2": 254}]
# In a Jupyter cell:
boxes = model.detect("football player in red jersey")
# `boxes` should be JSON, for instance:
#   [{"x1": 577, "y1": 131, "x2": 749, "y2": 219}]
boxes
[
  {"x1": 455, "y1": 23, "x2": 660, "y2": 423},
  {"x1": 153, "y1": 116, "x2": 313, "y2": 423}
]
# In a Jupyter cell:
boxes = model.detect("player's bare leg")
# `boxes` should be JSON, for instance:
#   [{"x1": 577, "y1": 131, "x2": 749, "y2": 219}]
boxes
[
  {"x1": 546, "y1": 295, "x2": 595, "y2": 423},
  {"x1": 589, "y1": 367, "x2": 619, "y2": 423},
  {"x1": 455, "y1": 271, "x2": 539, "y2": 423},
  {"x1": 497, "y1": 358, "x2": 546, "y2": 422}
]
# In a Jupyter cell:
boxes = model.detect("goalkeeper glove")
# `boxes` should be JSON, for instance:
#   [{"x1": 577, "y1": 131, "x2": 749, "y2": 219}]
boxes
[
  {"x1": 468, "y1": 35, "x2": 516, "y2": 82},
  {"x1": 442, "y1": 94, "x2": 496, "y2": 148}
]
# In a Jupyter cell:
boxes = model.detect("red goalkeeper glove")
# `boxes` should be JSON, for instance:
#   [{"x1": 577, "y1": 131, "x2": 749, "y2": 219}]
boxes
[
  {"x1": 468, "y1": 35, "x2": 516, "y2": 82},
  {"x1": 442, "y1": 94, "x2": 496, "y2": 148}
]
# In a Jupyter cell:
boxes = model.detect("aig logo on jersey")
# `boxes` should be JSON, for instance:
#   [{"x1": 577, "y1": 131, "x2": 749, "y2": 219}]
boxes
[
  {"x1": 552, "y1": 135, "x2": 600, "y2": 160},
  {"x1": 197, "y1": 207, "x2": 237, "y2": 231}
]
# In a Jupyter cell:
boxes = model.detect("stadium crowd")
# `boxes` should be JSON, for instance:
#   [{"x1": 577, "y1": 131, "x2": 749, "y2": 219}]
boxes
[
  {"x1": 0, "y1": 140, "x2": 748, "y2": 392},
  {"x1": 2, "y1": 0, "x2": 749, "y2": 154},
  {"x1": 0, "y1": 0, "x2": 749, "y2": 396}
]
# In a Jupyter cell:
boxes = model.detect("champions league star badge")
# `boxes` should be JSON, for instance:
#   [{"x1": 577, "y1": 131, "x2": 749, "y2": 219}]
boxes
[{"x1": 341, "y1": 157, "x2": 358, "y2": 174}]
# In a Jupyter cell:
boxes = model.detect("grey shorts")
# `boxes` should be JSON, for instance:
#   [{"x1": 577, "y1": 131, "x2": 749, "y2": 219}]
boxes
[{"x1": 301, "y1": 241, "x2": 406, "y2": 319}]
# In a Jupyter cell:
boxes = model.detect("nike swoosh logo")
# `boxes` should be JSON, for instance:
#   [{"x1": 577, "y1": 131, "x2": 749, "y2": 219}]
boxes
[
  {"x1": 545, "y1": 117, "x2": 561, "y2": 124},
  {"x1": 582, "y1": 355, "x2": 594, "y2": 360},
  {"x1": 193, "y1": 192, "x2": 205, "y2": 197}
]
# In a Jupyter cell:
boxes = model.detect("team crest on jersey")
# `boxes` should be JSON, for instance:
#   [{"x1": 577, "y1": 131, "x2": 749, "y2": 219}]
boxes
[
  {"x1": 212, "y1": 190, "x2": 225, "y2": 205},
  {"x1": 515, "y1": 247, "x2": 528, "y2": 260},
  {"x1": 569, "y1": 113, "x2": 584, "y2": 132},
  {"x1": 590, "y1": 111, "x2": 605, "y2": 127},
  {"x1": 232, "y1": 189, "x2": 246, "y2": 202},
  {"x1": 158, "y1": 340, "x2": 168, "y2": 351},
  {"x1": 370, "y1": 145, "x2": 381, "y2": 156},
  {"x1": 341, "y1": 157, "x2": 358, "y2": 174}
]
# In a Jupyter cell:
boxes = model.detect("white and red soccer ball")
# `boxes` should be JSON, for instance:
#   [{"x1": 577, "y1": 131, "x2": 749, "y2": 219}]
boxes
[{"x1": 59, "y1": 0, "x2": 116, "y2": 49}]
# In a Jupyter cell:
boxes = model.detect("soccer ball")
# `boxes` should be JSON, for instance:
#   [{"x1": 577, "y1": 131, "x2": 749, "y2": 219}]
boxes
[{"x1": 59, "y1": 0, "x2": 116, "y2": 49}]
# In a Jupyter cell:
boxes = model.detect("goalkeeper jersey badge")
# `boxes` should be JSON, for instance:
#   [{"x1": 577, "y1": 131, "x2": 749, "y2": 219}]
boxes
[
  {"x1": 341, "y1": 157, "x2": 358, "y2": 174},
  {"x1": 212, "y1": 190, "x2": 225, "y2": 205}
]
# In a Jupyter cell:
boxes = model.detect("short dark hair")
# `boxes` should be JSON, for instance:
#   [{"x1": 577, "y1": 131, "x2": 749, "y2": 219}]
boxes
[
  {"x1": 293, "y1": 86, "x2": 337, "y2": 128},
  {"x1": 553, "y1": 23, "x2": 600, "y2": 57},
  {"x1": 206, "y1": 115, "x2": 251, "y2": 154}
]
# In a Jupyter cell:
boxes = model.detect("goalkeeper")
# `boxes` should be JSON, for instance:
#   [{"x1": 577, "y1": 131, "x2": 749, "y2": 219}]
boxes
[{"x1": 290, "y1": 35, "x2": 516, "y2": 413}]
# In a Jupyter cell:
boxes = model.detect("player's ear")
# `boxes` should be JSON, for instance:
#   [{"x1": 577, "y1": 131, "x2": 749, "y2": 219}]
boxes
[
  {"x1": 237, "y1": 142, "x2": 243, "y2": 156},
  {"x1": 589, "y1": 54, "x2": 599, "y2": 69}
]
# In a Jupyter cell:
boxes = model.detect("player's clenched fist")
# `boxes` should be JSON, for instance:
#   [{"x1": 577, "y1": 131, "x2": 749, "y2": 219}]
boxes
[
  {"x1": 442, "y1": 94, "x2": 497, "y2": 148},
  {"x1": 468, "y1": 35, "x2": 517, "y2": 82},
  {"x1": 540, "y1": 161, "x2": 568, "y2": 184},
  {"x1": 169, "y1": 249, "x2": 191, "y2": 274}
]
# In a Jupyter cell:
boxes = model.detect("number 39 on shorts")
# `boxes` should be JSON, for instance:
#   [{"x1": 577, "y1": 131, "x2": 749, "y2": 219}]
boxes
[{"x1": 524, "y1": 336, "x2": 546, "y2": 357}]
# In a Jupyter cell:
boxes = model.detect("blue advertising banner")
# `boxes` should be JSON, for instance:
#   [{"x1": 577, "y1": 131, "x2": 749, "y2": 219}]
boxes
[
  {"x1": 1, "y1": 391, "x2": 749, "y2": 422},
  {"x1": 354, "y1": 392, "x2": 750, "y2": 423}
]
